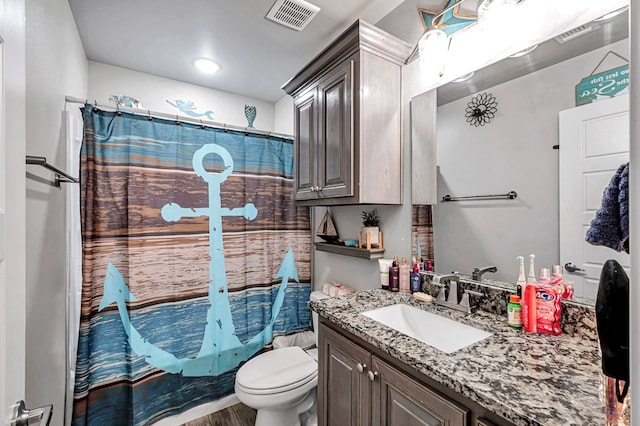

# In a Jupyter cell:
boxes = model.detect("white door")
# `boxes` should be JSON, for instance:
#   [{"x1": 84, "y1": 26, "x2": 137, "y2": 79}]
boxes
[{"x1": 559, "y1": 94, "x2": 630, "y2": 301}]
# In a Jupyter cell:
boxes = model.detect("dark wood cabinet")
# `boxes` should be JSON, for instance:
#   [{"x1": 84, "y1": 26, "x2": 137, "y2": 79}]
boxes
[
  {"x1": 372, "y1": 356, "x2": 468, "y2": 426},
  {"x1": 318, "y1": 321, "x2": 515, "y2": 426},
  {"x1": 283, "y1": 20, "x2": 412, "y2": 205},
  {"x1": 318, "y1": 320, "x2": 371, "y2": 426}
]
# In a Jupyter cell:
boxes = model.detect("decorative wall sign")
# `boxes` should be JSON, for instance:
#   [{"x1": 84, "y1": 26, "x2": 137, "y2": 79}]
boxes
[
  {"x1": 244, "y1": 105, "x2": 257, "y2": 128},
  {"x1": 465, "y1": 92, "x2": 498, "y2": 127},
  {"x1": 166, "y1": 99, "x2": 215, "y2": 119},
  {"x1": 575, "y1": 64, "x2": 629, "y2": 106}
]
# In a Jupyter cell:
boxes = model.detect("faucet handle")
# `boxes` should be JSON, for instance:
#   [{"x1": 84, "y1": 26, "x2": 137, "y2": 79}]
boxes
[
  {"x1": 447, "y1": 281, "x2": 458, "y2": 304},
  {"x1": 460, "y1": 289, "x2": 484, "y2": 311}
]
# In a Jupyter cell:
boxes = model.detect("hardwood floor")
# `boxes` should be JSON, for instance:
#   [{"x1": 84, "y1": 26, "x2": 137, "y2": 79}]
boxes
[{"x1": 182, "y1": 403, "x2": 256, "y2": 426}]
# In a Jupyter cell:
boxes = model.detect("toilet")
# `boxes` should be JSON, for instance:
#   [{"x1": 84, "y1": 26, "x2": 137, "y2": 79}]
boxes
[{"x1": 234, "y1": 290, "x2": 329, "y2": 426}]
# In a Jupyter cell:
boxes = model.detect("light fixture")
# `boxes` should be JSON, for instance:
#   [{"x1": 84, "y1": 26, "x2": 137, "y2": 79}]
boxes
[
  {"x1": 508, "y1": 44, "x2": 538, "y2": 58},
  {"x1": 594, "y1": 5, "x2": 628, "y2": 22},
  {"x1": 193, "y1": 58, "x2": 221, "y2": 74},
  {"x1": 415, "y1": 0, "x2": 468, "y2": 80}
]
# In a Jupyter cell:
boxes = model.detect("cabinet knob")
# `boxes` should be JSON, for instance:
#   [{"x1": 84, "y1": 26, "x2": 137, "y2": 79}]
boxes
[
  {"x1": 356, "y1": 363, "x2": 366, "y2": 374},
  {"x1": 367, "y1": 370, "x2": 378, "y2": 382}
]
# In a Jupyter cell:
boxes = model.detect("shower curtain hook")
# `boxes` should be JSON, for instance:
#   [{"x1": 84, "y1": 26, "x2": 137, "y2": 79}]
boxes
[
  {"x1": 200, "y1": 119, "x2": 205, "y2": 129},
  {"x1": 175, "y1": 115, "x2": 181, "y2": 125},
  {"x1": 116, "y1": 104, "x2": 122, "y2": 116},
  {"x1": 147, "y1": 110, "x2": 152, "y2": 121},
  {"x1": 224, "y1": 123, "x2": 228, "y2": 133},
  {"x1": 244, "y1": 127, "x2": 248, "y2": 136}
]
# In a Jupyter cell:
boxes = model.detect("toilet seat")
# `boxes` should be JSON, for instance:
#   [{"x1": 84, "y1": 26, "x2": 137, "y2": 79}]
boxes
[{"x1": 236, "y1": 346, "x2": 317, "y2": 395}]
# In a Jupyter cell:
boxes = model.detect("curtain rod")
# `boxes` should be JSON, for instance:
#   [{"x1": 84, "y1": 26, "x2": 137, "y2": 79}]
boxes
[{"x1": 64, "y1": 96, "x2": 294, "y2": 140}]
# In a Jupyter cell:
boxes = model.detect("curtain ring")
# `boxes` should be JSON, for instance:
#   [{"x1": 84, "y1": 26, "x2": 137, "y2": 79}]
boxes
[
  {"x1": 200, "y1": 119, "x2": 205, "y2": 129},
  {"x1": 116, "y1": 104, "x2": 122, "y2": 116},
  {"x1": 266, "y1": 131, "x2": 271, "y2": 139},
  {"x1": 175, "y1": 115, "x2": 181, "y2": 125},
  {"x1": 224, "y1": 123, "x2": 228, "y2": 133},
  {"x1": 147, "y1": 110, "x2": 152, "y2": 121},
  {"x1": 244, "y1": 128, "x2": 248, "y2": 136}
]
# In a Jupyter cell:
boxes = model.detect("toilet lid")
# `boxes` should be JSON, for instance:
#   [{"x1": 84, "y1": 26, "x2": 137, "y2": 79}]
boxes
[{"x1": 236, "y1": 346, "x2": 317, "y2": 393}]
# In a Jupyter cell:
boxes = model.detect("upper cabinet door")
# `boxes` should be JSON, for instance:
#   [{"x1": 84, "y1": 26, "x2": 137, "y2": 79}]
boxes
[
  {"x1": 293, "y1": 87, "x2": 318, "y2": 200},
  {"x1": 317, "y1": 57, "x2": 355, "y2": 199}
]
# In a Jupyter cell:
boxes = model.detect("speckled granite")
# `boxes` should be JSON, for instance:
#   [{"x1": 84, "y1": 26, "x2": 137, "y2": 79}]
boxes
[
  {"x1": 310, "y1": 289, "x2": 603, "y2": 426},
  {"x1": 420, "y1": 273, "x2": 598, "y2": 341}
]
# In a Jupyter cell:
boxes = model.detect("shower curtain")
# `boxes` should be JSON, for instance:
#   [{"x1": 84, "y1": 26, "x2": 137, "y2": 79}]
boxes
[{"x1": 73, "y1": 105, "x2": 311, "y2": 425}]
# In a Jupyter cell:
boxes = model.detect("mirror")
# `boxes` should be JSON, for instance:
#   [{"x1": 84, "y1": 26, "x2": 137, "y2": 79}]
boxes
[{"x1": 408, "y1": 9, "x2": 629, "y2": 306}]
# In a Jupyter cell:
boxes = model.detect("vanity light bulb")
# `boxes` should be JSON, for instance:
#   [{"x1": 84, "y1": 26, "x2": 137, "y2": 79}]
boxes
[{"x1": 418, "y1": 28, "x2": 449, "y2": 81}]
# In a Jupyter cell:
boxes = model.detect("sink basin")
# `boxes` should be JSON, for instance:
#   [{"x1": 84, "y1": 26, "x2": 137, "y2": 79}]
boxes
[{"x1": 361, "y1": 303, "x2": 493, "y2": 354}]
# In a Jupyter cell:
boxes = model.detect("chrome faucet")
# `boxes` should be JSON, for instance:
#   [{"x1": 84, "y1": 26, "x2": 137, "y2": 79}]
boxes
[
  {"x1": 471, "y1": 265, "x2": 497, "y2": 281},
  {"x1": 429, "y1": 273, "x2": 484, "y2": 314}
]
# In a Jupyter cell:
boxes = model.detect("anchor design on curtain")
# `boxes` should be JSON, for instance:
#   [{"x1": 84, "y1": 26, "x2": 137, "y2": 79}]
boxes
[{"x1": 99, "y1": 143, "x2": 298, "y2": 376}]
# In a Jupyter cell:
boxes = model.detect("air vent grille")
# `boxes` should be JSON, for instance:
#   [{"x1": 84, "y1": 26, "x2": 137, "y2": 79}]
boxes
[
  {"x1": 266, "y1": 0, "x2": 320, "y2": 31},
  {"x1": 554, "y1": 22, "x2": 601, "y2": 44}
]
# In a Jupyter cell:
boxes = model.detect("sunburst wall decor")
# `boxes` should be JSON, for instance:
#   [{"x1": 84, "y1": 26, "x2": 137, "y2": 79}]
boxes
[{"x1": 465, "y1": 92, "x2": 498, "y2": 127}]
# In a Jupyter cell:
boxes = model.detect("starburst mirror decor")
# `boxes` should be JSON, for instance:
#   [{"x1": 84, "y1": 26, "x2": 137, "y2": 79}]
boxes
[{"x1": 465, "y1": 92, "x2": 498, "y2": 127}]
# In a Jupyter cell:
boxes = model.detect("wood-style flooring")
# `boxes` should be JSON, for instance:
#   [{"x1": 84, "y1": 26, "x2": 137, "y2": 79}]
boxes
[{"x1": 182, "y1": 403, "x2": 256, "y2": 426}]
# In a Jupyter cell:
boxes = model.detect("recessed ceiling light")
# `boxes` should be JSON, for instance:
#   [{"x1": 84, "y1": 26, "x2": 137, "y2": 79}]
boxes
[{"x1": 193, "y1": 58, "x2": 220, "y2": 74}]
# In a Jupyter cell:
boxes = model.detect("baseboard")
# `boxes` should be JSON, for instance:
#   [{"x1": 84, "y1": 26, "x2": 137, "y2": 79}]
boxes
[{"x1": 153, "y1": 393, "x2": 241, "y2": 425}]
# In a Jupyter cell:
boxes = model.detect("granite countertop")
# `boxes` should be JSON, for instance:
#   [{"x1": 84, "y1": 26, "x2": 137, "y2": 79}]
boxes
[{"x1": 310, "y1": 289, "x2": 604, "y2": 426}]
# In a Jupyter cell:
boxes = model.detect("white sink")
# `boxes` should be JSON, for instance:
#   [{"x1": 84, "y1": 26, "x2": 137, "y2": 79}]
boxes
[{"x1": 361, "y1": 303, "x2": 493, "y2": 354}]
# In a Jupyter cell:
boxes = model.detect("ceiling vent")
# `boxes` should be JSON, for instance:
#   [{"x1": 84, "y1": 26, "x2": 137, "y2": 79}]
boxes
[
  {"x1": 266, "y1": 0, "x2": 320, "y2": 31},
  {"x1": 554, "y1": 22, "x2": 601, "y2": 44}
]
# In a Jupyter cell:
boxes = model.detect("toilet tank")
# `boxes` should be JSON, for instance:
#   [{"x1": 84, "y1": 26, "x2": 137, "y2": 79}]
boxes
[{"x1": 310, "y1": 290, "x2": 330, "y2": 346}]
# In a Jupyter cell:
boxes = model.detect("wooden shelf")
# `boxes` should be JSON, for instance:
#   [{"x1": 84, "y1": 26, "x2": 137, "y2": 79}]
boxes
[{"x1": 314, "y1": 242, "x2": 385, "y2": 260}]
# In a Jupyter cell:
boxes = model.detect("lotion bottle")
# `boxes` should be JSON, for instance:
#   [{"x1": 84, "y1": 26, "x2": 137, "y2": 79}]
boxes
[
  {"x1": 389, "y1": 256, "x2": 400, "y2": 292},
  {"x1": 399, "y1": 257, "x2": 411, "y2": 293}
]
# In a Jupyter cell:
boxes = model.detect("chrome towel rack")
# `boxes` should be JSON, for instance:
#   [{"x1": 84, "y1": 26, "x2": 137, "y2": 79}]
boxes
[
  {"x1": 442, "y1": 191, "x2": 517, "y2": 202},
  {"x1": 26, "y1": 155, "x2": 78, "y2": 187}
]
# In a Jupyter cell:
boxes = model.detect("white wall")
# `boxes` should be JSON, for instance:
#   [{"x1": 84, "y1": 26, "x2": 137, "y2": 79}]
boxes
[
  {"x1": 25, "y1": 1, "x2": 87, "y2": 425},
  {"x1": 1, "y1": 0, "x2": 27, "y2": 421},
  {"x1": 274, "y1": 95, "x2": 294, "y2": 135},
  {"x1": 88, "y1": 61, "x2": 275, "y2": 131},
  {"x1": 431, "y1": 39, "x2": 628, "y2": 284}
]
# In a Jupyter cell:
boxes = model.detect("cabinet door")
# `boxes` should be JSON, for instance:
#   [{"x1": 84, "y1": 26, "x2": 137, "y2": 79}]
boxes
[
  {"x1": 318, "y1": 324, "x2": 371, "y2": 426},
  {"x1": 371, "y1": 356, "x2": 469, "y2": 426},
  {"x1": 293, "y1": 87, "x2": 318, "y2": 200},
  {"x1": 317, "y1": 57, "x2": 354, "y2": 199}
]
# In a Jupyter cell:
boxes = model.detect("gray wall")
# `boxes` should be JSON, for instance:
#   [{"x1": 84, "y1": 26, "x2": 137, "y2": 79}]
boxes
[
  {"x1": 432, "y1": 38, "x2": 628, "y2": 284},
  {"x1": 25, "y1": 0, "x2": 87, "y2": 424}
]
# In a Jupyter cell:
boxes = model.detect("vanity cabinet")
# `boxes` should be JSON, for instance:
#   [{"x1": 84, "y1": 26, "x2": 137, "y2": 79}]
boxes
[
  {"x1": 318, "y1": 322, "x2": 512, "y2": 426},
  {"x1": 283, "y1": 20, "x2": 412, "y2": 205}
]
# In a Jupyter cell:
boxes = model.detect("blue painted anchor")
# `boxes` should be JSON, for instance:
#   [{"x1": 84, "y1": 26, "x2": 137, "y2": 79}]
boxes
[{"x1": 99, "y1": 143, "x2": 298, "y2": 376}]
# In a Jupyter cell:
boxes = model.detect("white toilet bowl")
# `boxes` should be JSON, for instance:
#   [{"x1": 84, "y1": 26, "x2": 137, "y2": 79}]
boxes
[
  {"x1": 234, "y1": 291, "x2": 329, "y2": 426},
  {"x1": 235, "y1": 346, "x2": 317, "y2": 426}
]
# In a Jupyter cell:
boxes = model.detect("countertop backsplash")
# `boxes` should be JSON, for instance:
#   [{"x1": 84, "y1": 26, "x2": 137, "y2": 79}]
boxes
[{"x1": 420, "y1": 274, "x2": 597, "y2": 341}]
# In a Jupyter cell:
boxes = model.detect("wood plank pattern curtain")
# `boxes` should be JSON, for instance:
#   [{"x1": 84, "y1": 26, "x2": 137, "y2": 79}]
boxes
[{"x1": 73, "y1": 105, "x2": 311, "y2": 425}]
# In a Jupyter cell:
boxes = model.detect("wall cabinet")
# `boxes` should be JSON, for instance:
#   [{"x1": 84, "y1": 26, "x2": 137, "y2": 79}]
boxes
[
  {"x1": 283, "y1": 20, "x2": 412, "y2": 205},
  {"x1": 318, "y1": 322, "x2": 512, "y2": 426}
]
